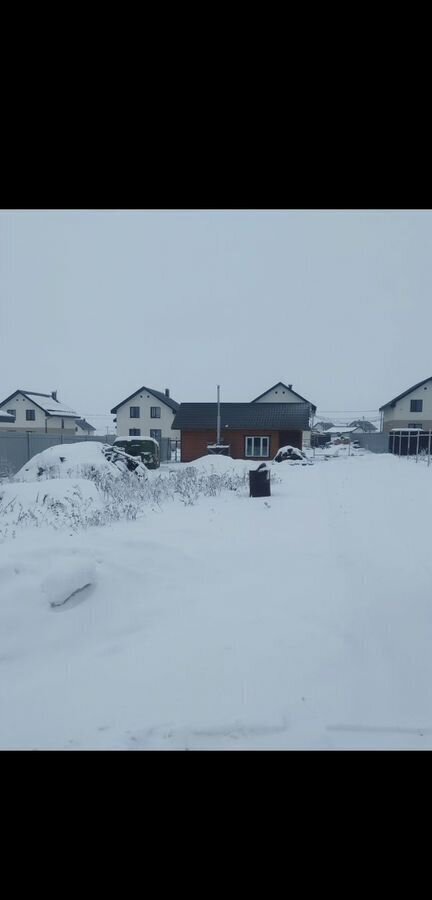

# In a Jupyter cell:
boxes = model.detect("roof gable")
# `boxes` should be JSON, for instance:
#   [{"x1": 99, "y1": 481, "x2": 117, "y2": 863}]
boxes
[
  {"x1": 252, "y1": 382, "x2": 317, "y2": 411},
  {"x1": 110, "y1": 386, "x2": 180, "y2": 414},
  {"x1": 0, "y1": 390, "x2": 78, "y2": 417},
  {"x1": 379, "y1": 377, "x2": 432, "y2": 410}
]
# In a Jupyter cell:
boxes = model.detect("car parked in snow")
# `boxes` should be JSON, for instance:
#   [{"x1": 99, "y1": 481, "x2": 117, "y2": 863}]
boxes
[{"x1": 113, "y1": 436, "x2": 160, "y2": 469}]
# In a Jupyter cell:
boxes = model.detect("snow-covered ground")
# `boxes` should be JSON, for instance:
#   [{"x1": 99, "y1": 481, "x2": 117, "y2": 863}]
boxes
[{"x1": 1, "y1": 451, "x2": 432, "y2": 750}]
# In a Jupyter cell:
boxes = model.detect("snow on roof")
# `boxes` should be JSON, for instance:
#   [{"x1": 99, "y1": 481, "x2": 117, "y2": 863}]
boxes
[
  {"x1": 114, "y1": 436, "x2": 159, "y2": 445},
  {"x1": 25, "y1": 393, "x2": 78, "y2": 417},
  {"x1": 324, "y1": 426, "x2": 358, "y2": 434},
  {"x1": 2, "y1": 391, "x2": 79, "y2": 417}
]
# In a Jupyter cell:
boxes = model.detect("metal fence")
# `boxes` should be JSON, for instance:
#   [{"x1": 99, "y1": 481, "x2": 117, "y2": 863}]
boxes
[
  {"x1": 311, "y1": 432, "x2": 390, "y2": 453},
  {"x1": 351, "y1": 432, "x2": 390, "y2": 454},
  {"x1": 0, "y1": 432, "x2": 117, "y2": 477},
  {"x1": 0, "y1": 431, "x2": 181, "y2": 477},
  {"x1": 389, "y1": 429, "x2": 432, "y2": 463},
  {"x1": 159, "y1": 438, "x2": 181, "y2": 463}
]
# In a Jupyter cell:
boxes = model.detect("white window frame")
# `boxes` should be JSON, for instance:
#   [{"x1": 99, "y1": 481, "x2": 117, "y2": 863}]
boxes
[{"x1": 245, "y1": 436, "x2": 270, "y2": 458}]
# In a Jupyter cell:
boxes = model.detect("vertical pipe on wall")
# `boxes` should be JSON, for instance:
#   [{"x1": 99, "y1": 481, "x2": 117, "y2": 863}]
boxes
[{"x1": 216, "y1": 385, "x2": 221, "y2": 446}]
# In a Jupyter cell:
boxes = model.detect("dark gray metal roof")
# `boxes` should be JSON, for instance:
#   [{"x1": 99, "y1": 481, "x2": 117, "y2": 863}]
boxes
[
  {"x1": 111, "y1": 386, "x2": 180, "y2": 414},
  {"x1": 379, "y1": 377, "x2": 432, "y2": 410},
  {"x1": 0, "y1": 413, "x2": 15, "y2": 422},
  {"x1": 172, "y1": 402, "x2": 310, "y2": 431},
  {"x1": 75, "y1": 418, "x2": 96, "y2": 432}
]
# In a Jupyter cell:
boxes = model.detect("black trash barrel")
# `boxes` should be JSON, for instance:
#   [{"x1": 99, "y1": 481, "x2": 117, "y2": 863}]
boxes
[{"x1": 249, "y1": 464, "x2": 271, "y2": 498}]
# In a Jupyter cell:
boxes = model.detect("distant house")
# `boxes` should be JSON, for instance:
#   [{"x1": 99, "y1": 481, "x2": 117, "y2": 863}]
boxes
[
  {"x1": 110, "y1": 386, "x2": 180, "y2": 444},
  {"x1": 379, "y1": 377, "x2": 432, "y2": 432},
  {"x1": 349, "y1": 419, "x2": 377, "y2": 432},
  {"x1": 323, "y1": 425, "x2": 364, "y2": 439},
  {"x1": 0, "y1": 390, "x2": 79, "y2": 433},
  {"x1": 251, "y1": 382, "x2": 317, "y2": 447},
  {"x1": 75, "y1": 418, "x2": 96, "y2": 436},
  {"x1": 313, "y1": 421, "x2": 334, "y2": 433},
  {"x1": 172, "y1": 402, "x2": 311, "y2": 462}
]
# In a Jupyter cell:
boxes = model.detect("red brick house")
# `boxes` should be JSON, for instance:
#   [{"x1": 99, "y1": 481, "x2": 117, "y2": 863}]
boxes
[{"x1": 172, "y1": 402, "x2": 311, "y2": 463}]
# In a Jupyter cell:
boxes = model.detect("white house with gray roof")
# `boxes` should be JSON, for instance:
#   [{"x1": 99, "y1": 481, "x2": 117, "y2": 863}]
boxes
[
  {"x1": 252, "y1": 382, "x2": 317, "y2": 447},
  {"x1": 0, "y1": 390, "x2": 80, "y2": 433},
  {"x1": 379, "y1": 377, "x2": 432, "y2": 432},
  {"x1": 111, "y1": 386, "x2": 180, "y2": 443}
]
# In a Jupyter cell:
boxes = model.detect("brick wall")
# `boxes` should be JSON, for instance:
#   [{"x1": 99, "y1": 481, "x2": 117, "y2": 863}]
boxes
[{"x1": 180, "y1": 429, "x2": 302, "y2": 462}]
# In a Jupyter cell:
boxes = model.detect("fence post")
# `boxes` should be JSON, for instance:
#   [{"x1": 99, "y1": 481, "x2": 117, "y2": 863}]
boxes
[
  {"x1": 428, "y1": 430, "x2": 431, "y2": 467},
  {"x1": 399, "y1": 430, "x2": 401, "y2": 458},
  {"x1": 26, "y1": 431, "x2": 30, "y2": 462},
  {"x1": 416, "y1": 429, "x2": 420, "y2": 462}
]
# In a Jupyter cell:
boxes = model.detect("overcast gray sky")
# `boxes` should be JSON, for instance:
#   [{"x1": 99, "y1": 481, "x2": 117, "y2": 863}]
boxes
[{"x1": 1, "y1": 209, "x2": 431, "y2": 432}]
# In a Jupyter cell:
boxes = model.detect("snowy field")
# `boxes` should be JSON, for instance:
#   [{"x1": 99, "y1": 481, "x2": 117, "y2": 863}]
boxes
[{"x1": 1, "y1": 448, "x2": 432, "y2": 750}]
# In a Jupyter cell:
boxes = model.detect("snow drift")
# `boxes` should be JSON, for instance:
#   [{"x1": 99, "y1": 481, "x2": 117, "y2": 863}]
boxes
[
  {"x1": 0, "y1": 479, "x2": 104, "y2": 533},
  {"x1": 42, "y1": 558, "x2": 97, "y2": 608},
  {"x1": 14, "y1": 441, "x2": 150, "y2": 485}
]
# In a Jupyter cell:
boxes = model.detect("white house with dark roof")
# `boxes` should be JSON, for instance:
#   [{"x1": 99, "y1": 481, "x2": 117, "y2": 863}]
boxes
[
  {"x1": 252, "y1": 382, "x2": 317, "y2": 447},
  {"x1": 379, "y1": 377, "x2": 432, "y2": 432},
  {"x1": 0, "y1": 390, "x2": 79, "y2": 433},
  {"x1": 111, "y1": 386, "x2": 180, "y2": 443}
]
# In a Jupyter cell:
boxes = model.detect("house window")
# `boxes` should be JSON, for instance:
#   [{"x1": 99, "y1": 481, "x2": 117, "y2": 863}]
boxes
[
  {"x1": 245, "y1": 436, "x2": 270, "y2": 457},
  {"x1": 129, "y1": 428, "x2": 141, "y2": 436},
  {"x1": 410, "y1": 399, "x2": 423, "y2": 412},
  {"x1": 26, "y1": 409, "x2": 35, "y2": 421},
  {"x1": 151, "y1": 407, "x2": 161, "y2": 418},
  {"x1": 7, "y1": 409, "x2": 15, "y2": 416},
  {"x1": 130, "y1": 406, "x2": 140, "y2": 418},
  {"x1": 150, "y1": 429, "x2": 162, "y2": 442}
]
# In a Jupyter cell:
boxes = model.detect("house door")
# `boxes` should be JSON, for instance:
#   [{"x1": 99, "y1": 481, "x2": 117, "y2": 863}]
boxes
[{"x1": 150, "y1": 429, "x2": 162, "y2": 443}]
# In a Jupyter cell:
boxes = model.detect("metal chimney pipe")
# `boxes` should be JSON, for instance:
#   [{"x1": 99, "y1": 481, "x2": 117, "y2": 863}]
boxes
[{"x1": 217, "y1": 385, "x2": 221, "y2": 445}]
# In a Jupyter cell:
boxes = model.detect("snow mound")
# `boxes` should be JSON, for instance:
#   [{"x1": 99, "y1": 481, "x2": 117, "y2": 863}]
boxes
[
  {"x1": 14, "y1": 441, "x2": 151, "y2": 484},
  {"x1": 0, "y1": 479, "x2": 103, "y2": 531},
  {"x1": 186, "y1": 454, "x2": 255, "y2": 474},
  {"x1": 42, "y1": 559, "x2": 97, "y2": 607},
  {"x1": 273, "y1": 445, "x2": 312, "y2": 465}
]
